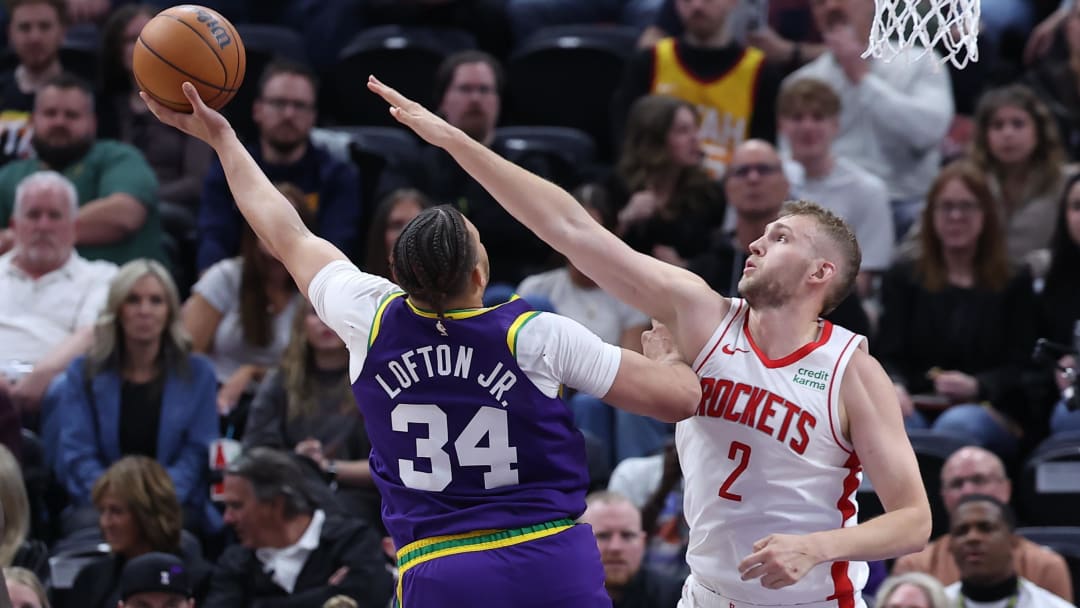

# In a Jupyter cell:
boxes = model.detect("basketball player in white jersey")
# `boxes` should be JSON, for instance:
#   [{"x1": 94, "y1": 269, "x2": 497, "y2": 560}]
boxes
[{"x1": 368, "y1": 76, "x2": 932, "y2": 608}]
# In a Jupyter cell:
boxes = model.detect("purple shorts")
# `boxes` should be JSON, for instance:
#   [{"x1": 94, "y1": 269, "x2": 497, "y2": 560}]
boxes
[{"x1": 397, "y1": 521, "x2": 611, "y2": 607}]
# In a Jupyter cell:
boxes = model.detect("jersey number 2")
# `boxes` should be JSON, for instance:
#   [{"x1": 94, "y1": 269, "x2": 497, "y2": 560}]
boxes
[
  {"x1": 718, "y1": 441, "x2": 751, "y2": 502},
  {"x1": 392, "y1": 403, "x2": 519, "y2": 492}
]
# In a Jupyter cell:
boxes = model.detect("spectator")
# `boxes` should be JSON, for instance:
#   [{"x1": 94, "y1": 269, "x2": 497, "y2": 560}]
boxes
[
  {"x1": 506, "y1": 0, "x2": 663, "y2": 42},
  {"x1": 784, "y1": 0, "x2": 953, "y2": 238},
  {"x1": 117, "y1": 552, "x2": 196, "y2": 608},
  {"x1": 96, "y1": 4, "x2": 212, "y2": 212},
  {"x1": 687, "y1": 139, "x2": 870, "y2": 335},
  {"x1": 969, "y1": 84, "x2": 1065, "y2": 274},
  {"x1": 615, "y1": 0, "x2": 782, "y2": 179},
  {"x1": 71, "y1": 457, "x2": 210, "y2": 608},
  {"x1": 3, "y1": 566, "x2": 48, "y2": 608},
  {"x1": 945, "y1": 494, "x2": 1076, "y2": 607},
  {"x1": 414, "y1": 50, "x2": 555, "y2": 287},
  {"x1": 204, "y1": 447, "x2": 393, "y2": 608},
  {"x1": 0, "y1": 386, "x2": 19, "y2": 458},
  {"x1": 777, "y1": 77, "x2": 892, "y2": 298},
  {"x1": 243, "y1": 299, "x2": 379, "y2": 525},
  {"x1": 0, "y1": 73, "x2": 163, "y2": 264},
  {"x1": 876, "y1": 161, "x2": 1039, "y2": 460},
  {"x1": 893, "y1": 446, "x2": 1074, "y2": 601},
  {"x1": 1040, "y1": 174, "x2": 1080, "y2": 435},
  {"x1": 1025, "y1": 0, "x2": 1080, "y2": 160},
  {"x1": 0, "y1": 0, "x2": 67, "y2": 166},
  {"x1": 184, "y1": 184, "x2": 309, "y2": 431},
  {"x1": 323, "y1": 595, "x2": 358, "y2": 608},
  {"x1": 0, "y1": 171, "x2": 116, "y2": 413},
  {"x1": 580, "y1": 491, "x2": 682, "y2": 608},
  {"x1": 0, "y1": 445, "x2": 47, "y2": 579},
  {"x1": 874, "y1": 572, "x2": 949, "y2": 608},
  {"x1": 51, "y1": 260, "x2": 219, "y2": 535},
  {"x1": 518, "y1": 183, "x2": 654, "y2": 464},
  {"x1": 361, "y1": 188, "x2": 431, "y2": 280},
  {"x1": 610, "y1": 94, "x2": 725, "y2": 265},
  {"x1": 197, "y1": 60, "x2": 362, "y2": 273}
]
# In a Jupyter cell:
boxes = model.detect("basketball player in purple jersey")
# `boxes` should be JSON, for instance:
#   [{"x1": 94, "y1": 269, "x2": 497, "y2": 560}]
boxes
[
  {"x1": 366, "y1": 76, "x2": 932, "y2": 608},
  {"x1": 141, "y1": 83, "x2": 703, "y2": 608}
]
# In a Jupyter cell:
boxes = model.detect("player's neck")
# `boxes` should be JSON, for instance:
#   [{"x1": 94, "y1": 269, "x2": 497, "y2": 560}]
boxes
[{"x1": 746, "y1": 305, "x2": 823, "y2": 358}]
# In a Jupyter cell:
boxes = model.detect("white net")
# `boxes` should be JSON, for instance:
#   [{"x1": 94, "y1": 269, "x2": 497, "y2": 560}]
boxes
[{"x1": 863, "y1": 0, "x2": 980, "y2": 69}]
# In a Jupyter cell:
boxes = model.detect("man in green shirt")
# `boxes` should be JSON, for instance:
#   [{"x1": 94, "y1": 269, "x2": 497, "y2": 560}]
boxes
[{"x1": 0, "y1": 73, "x2": 162, "y2": 264}]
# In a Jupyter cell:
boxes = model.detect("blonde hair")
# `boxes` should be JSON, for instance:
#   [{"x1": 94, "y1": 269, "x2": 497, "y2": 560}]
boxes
[
  {"x1": 875, "y1": 572, "x2": 949, "y2": 608},
  {"x1": 91, "y1": 456, "x2": 182, "y2": 554},
  {"x1": 86, "y1": 259, "x2": 191, "y2": 378},
  {"x1": 280, "y1": 300, "x2": 354, "y2": 422},
  {"x1": 3, "y1": 566, "x2": 50, "y2": 608},
  {"x1": 0, "y1": 445, "x2": 29, "y2": 566}
]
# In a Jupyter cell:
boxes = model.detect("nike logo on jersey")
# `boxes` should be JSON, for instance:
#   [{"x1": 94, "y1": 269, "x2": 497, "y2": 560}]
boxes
[{"x1": 721, "y1": 344, "x2": 750, "y2": 355}]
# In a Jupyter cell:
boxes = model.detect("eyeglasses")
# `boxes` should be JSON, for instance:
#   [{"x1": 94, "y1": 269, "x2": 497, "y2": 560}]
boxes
[
  {"x1": 943, "y1": 473, "x2": 1004, "y2": 491},
  {"x1": 259, "y1": 97, "x2": 315, "y2": 113},
  {"x1": 729, "y1": 163, "x2": 782, "y2": 179},
  {"x1": 449, "y1": 84, "x2": 497, "y2": 97},
  {"x1": 934, "y1": 200, "x2": 982, "y2": 216}
]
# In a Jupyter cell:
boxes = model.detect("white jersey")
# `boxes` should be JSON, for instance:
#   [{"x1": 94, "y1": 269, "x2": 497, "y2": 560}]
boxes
[{"x1": 678, "y1": 298, "x2": 868, "y2": 606}]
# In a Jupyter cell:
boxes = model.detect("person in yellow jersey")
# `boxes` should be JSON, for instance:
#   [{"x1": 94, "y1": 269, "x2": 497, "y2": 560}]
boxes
[{"x1": 614, "y1": 0, "x2": 783, "y2": 179}]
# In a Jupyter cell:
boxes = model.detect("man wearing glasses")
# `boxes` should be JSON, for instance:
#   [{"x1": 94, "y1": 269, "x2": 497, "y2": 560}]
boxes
[
  {"x1": 196, "y1": 60, "x2": 362, "y2": 273},
  {"x1": 893, "y1": 446, "x2": 1074, "y2": 602}
]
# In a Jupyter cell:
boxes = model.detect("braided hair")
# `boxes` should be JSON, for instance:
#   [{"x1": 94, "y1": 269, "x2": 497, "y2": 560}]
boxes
[{"x1": 390, "y1": 205, "x2": 479, "y2": 319}]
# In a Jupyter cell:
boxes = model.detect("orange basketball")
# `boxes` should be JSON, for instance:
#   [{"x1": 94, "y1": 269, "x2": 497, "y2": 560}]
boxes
[{"x1": 132, "y1": 4, "x2": 246, "y2": 112}]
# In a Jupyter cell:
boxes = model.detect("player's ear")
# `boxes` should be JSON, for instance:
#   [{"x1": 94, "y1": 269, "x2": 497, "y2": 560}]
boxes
[{"x1": 809, "y1": 260, "x2": 836, "y2": 283}]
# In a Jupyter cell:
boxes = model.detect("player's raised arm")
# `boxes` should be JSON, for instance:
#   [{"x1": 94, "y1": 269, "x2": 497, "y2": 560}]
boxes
[
  {"x1": 139, "y1": 83, "x2": 346, "y2": 296},
  {"x1": 366, "y1": 75, "x2": 721, "y2": 333}
]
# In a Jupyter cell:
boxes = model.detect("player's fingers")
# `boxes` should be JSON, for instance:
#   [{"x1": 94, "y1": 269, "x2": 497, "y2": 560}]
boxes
[
  {"x1": 739, "y1": 562, "x2": 767, "y2": 581},
  {"x1": 752, "y1": 535, "x2": 773, "y2": 552},
  {"x1": 181, "y1": 82, "x2": 211, "y2": 114},
  {"x1": 761, "y1": 572, "x2": 790, "y2": 589},
  {"x1": 737, "y1": 549, "x2": 765, "y2": 575},
  {"x1": 367, "y1": 75, "x2": 408, "y2": 107}
]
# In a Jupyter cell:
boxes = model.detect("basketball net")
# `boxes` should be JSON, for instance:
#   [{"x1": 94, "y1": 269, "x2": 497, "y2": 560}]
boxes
[{"x1": 863, "y1": 0, "x2": 980, "y2": 69}]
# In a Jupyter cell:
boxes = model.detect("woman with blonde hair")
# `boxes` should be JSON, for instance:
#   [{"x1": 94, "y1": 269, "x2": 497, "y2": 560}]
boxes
[
  {"x1": 4, "y1": 566, "x2": 49, "y2": 608},
  {"x1": 875, "y1": 572, "x2": 948, "y2": 608},
  {"x1": 50, "y1": 260, "x2": 219, "y2": 535},
  {"x1": 243, "y1": 299, "x2": 378, "y2": 523},
  {"x1": 877, "y1": 161, "x2": 1040, "y2": 460},
  {"x1": 0, "y1": 446, "x2": 46, "y2": 579},
  {"x1": 70, "y1": 456, "x2": 209, "y2": 608}
]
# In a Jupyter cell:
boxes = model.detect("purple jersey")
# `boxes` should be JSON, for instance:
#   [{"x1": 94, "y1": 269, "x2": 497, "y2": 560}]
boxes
[{"x1": 353, "y1": 294, "x2": 591, "y2": 548}]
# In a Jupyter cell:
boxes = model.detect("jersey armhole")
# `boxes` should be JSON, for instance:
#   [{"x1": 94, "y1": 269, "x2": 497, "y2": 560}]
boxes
[{"x1": 367, "y1": 291, "x2": 406, "y2": 350}]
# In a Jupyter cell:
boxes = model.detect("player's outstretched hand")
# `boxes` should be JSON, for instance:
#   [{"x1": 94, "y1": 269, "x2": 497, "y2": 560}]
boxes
[
  {"x1": 367, "y1": 75, "x2": 458, "y2": 148},
  {"x1": 738, "y1": 533, "x2": 822, "y2": 589},
  {"x1": 139, "y1": 82, "x2": 234, "y2": 148}
]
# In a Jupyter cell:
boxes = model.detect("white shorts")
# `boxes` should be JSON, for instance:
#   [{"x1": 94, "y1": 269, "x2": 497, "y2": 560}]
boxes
[{"x1": 678, "y1": 574, "x2": 868, "y2": 608}]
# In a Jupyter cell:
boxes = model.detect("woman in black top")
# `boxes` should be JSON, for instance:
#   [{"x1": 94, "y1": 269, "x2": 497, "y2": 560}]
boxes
[{"x1": 1041, "y1": 174, "x2": 1080, "y2": 435}]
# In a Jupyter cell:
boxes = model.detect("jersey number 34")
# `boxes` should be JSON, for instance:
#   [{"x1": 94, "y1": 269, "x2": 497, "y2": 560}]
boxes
[{"x1": 392, "y1": 403, "x2": 519, "y2": 492}]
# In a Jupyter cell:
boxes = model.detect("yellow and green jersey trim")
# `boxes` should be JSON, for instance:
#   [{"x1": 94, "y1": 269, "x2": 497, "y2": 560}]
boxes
[
  {"x1": 368, "y1": 291, "x2": 406, "y2": 349},
  {"x1": 395, "y1": 518, "x2": 576, "y2": 606},
  {"x1": 506, "y1": 310, "x2": 541, "y2": 356}
]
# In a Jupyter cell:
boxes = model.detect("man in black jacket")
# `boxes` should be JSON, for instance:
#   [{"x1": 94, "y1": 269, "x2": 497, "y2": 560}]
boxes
[{"x1": 204, "y1": 448, "x2": 392, "y2": 608}]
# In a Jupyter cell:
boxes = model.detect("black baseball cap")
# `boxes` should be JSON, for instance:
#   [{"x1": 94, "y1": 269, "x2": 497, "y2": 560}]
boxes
[{"x1": 119, "y1": 552, "x2": 193, "y2": 600}]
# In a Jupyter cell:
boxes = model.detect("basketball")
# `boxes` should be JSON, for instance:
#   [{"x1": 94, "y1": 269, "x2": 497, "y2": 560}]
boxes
[{"x1": 132, "y1": 4, "x2": 246, "y2": 112}]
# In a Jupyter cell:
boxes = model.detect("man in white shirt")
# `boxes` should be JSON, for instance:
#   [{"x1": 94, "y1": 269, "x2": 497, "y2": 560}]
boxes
[
  {"x1": 783, "y1": 0, "x2": 953, "y2": 239},
  {"x1": 777, "y1": 77, "x2": 893, "y2": 299},
  {"x1": 945, "y1": 494, "x2": 1076, "y2": 608},
  {"x1": 0, "y1": 170, "x2": 116, "y2": 411}
]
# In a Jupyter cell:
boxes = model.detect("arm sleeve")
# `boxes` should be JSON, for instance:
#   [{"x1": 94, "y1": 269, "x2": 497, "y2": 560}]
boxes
[
  {"x1": 56, "y1": 363, "x2": 107, "y2": 503},
  {"x1": 242, "y1": 369, "x2": 289, "y2": 450},
  {"x1": 853, "y1": 60, "x2": 954, "y2": 152},
  {"x1": 314, "y1": 158, "x2": 363, "y2": 259},
  {"x1": 95, "y1": 142, "x2": 159, "y2": 205},
  {"x1": 197, "y1": 157, "x2": 242, "y2": 272},
  {"x1": 165, "y1": 357, "x2": 219, "y2": 505},
  {"x1": 514, "y1": 312, "x2": 622, "y2": 399},
  {"x1": 307, "y1": 260, "x2": 401, "y2": 378},
  {"x1": 192, "y1": 258, "x2": 238, "y2": 314}
]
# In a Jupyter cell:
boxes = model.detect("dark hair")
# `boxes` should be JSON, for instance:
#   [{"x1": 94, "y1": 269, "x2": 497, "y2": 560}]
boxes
[
  {"x1": 99, "y1": 4, "x2": 156, "y2": 96},
  {"x1": 953, "y1": 493, "x2": 1016, "y2": 532},
  {"x1": 390, "y1": 205, "x2": 478, "y2": 317},
  {"x1": 226, "y1": 447, "x2": 316, "y2": 519},
  {"x1": 364, "y1": 188, "x2": 433, "y2": 280},
  {"x1": 257, "y1": 58, "x2": 319, "y2": 102},
  {"x1": 433, "y1": 50, "x2": 503, "y2": 106},
  {"x1": 777, "y1": 78, "x2": 841, "y2": 118},
  {"x1": 1045, "y1": 172, "x2": 1080, "y2": 296},
  {"x1": 36, "y1": 72, "x2": 95, "y2": 111}
]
